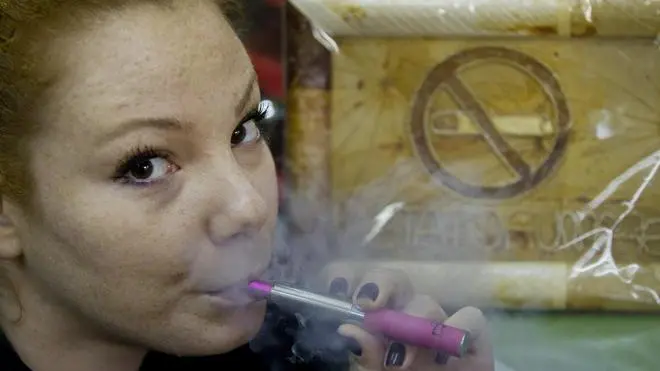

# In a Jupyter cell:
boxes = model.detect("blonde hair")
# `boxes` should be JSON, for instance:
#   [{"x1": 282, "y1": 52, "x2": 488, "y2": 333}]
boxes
[{"x1": 0, "y1": 0, "x2": 241, "y2": 203}]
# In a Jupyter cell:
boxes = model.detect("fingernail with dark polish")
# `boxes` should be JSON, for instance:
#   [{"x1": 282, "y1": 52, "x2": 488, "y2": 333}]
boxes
[
  {"x1": 344, "y1": 337, "x2": 362, "y2": 357},
  {"x1": 357, "y1": 282, "x2": 379, "y2": 301},
  {"x1": 329, "y1": 277, "x2": 348, "y2": 297},
  {"x1": 434, "y1": 352, "x2": 450, "y2": 365},
  {"x1": 385, "y1": 342, "x2": 405, "y2": 367}
]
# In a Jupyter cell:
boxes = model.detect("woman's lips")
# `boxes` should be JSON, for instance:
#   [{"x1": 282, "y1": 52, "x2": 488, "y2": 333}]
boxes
[
  {"x1": 205, "y1": 286, "x2": 259, "y2": 307},
  {"x1": 201, "y1": 271, "x2": 269, "y2": 307}
]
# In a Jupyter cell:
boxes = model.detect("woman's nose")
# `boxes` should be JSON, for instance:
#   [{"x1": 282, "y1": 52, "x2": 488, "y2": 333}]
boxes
[{"x1": 206, "y1": 166, "x2": 269, "y2": 244}]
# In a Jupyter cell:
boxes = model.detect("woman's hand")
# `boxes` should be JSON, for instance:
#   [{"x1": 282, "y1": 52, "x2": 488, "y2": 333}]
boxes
[{"x1": 323, "y1": 266, "x2": 494, "y2": 371}]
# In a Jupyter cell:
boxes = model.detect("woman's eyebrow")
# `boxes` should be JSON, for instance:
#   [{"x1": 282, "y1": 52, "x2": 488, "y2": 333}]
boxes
[
  {"x1": 95, "y1": 72, "x2": 258, "y2": 145},
  {"x1": 235, "y1": 72, "x2": 258, "y2": 116},
  {"x1": 95, "y1": 118, "x2": 185, "y2": 145}
]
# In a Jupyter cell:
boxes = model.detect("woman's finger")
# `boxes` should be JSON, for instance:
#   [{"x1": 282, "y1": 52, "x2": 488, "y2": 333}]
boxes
[
  {"x1": 443, "y1": 307, "x2": 488, "y2": 354},
  {"x1": 337, "y1": 323, "x2": 385, "y2": 371},
  {"x1": 441, "y1": 307, "x2": 494, "y2": 371},
  {"x1": 321, "y1": 263, "x2": 360, "y2": 300},
  {"x1": 352, "y1": 268, "x2": 414, "y2": 310},
  {"x1": 383, "y1": 295, "x2": 448, "y2": 370}
]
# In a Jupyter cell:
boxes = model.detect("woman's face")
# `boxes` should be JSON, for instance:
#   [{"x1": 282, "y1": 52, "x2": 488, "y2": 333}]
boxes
[{"x1": 12, "y1": 1, "x2": 277, "y2": 354}]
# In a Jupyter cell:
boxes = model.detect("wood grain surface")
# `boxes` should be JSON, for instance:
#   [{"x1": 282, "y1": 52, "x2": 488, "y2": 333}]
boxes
[
  {"x1": 285, "y1": 7, "x2": 660, "y2": 311},
  {"x1": 289, "y1": 0, "x2": 660, "y2": 37}
]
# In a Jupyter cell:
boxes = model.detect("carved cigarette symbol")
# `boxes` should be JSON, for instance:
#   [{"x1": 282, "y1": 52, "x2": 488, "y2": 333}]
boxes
[{"x1": 410, "y1": 46, "x2": 571, "y2": 199}]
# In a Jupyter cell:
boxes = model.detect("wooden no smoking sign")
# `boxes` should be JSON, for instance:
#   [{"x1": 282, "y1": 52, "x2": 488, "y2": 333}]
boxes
[{"x1": 410, "y1": 46, "x2": 572, "y2": 200}]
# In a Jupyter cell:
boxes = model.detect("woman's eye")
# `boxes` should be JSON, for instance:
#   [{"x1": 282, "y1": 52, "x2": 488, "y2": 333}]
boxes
[
  {"x1": 231, "y1": 119, "x2": 262, "y2": 147},
  {"x1": 119, "y1": 156, "x2": 179, "y2": 185}
]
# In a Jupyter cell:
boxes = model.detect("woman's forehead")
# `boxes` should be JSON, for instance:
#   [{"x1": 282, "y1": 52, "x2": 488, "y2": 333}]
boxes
[
  {"x1": 53, "y1": 1, "x2": 245, "y2": 86},
  {"x1": 37, "y1": 0, "x2": 254, "y2": 140}
]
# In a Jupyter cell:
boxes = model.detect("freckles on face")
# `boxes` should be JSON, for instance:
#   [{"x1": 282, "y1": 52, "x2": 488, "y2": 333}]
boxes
[{"x1": 22, "y1": 0, "x2": 278, "y2": 353}]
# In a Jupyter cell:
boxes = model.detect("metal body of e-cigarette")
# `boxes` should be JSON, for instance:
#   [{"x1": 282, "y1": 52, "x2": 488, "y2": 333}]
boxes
[{"x1": 248, "y1": 280, "x2": 470, "y2": 358}]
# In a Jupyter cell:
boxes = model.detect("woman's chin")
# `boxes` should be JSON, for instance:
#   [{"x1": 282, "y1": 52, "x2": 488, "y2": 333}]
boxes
[
  {"x1": 154, "y1": 300, "x2": 268, "y2": 356},
  {"x1": 224, "y1": 300, "x2": 268, "y2": 343}
]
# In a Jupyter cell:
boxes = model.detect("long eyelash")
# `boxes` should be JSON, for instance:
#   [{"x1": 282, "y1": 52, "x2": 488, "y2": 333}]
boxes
[
  {"x1": 113, "y1": 105, "x2": 270, "y2": 181},
  {"x1": 241, "y1": 102, "x2": 272, "y2": 141},
  {"x1": 112, "y1": 145, "x2": 169, "y2": 180},
  {"x1": 241, "y1": 102, "x2": 269, "y2": 124}
]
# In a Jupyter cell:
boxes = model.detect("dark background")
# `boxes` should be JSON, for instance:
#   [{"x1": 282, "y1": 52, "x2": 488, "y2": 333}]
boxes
[
  {"x1": 242, "y1": 0, "x2": 286, "y2": 192},
  {"x1": 238, "y1": 4, "x2": 353, "y2": 370}
]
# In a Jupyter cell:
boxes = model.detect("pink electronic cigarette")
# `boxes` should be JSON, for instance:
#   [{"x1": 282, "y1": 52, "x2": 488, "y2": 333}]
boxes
[{"x1": 248, "y1": 280, "x2": 470, "y2": 358}]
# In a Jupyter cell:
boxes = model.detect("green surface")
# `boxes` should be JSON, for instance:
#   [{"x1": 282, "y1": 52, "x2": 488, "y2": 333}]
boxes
[{"x1": 490, "y1": 313, "x2": 660, "y2": 371}]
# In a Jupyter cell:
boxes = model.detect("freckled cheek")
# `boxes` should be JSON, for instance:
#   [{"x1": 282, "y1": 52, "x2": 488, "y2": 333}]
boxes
[
  {"x1": 48, "y1": 207, "x2": 195, "y2": 280},
  {"x1": 255, "y1": 151, "x2": 280, "y2": 212},
  {"x1": 101, "y1": 226, "x2": 196, "y2": 272},
  {"x1": 31, "y1": 182, "x2": 197, "y2": 299}
]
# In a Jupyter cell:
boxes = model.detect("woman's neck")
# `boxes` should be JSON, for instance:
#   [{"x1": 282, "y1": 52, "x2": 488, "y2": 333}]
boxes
[{"x1": 2, "y1": 280, "x2": 147, "y2": 371}]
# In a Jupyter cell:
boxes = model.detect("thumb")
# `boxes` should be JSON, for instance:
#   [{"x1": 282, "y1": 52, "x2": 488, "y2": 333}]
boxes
[{"x1": 338, "y1": 323, "x2": 385, "y2": 371}]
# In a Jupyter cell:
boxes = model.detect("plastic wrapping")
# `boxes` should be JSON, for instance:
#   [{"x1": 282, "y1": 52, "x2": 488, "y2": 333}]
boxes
[
  {"x1": 283, "y1": 1, "x2": 660, "y2": 369},
  {"x1": 287, "y1": 0, "x2": 660, "y2": 37}
]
